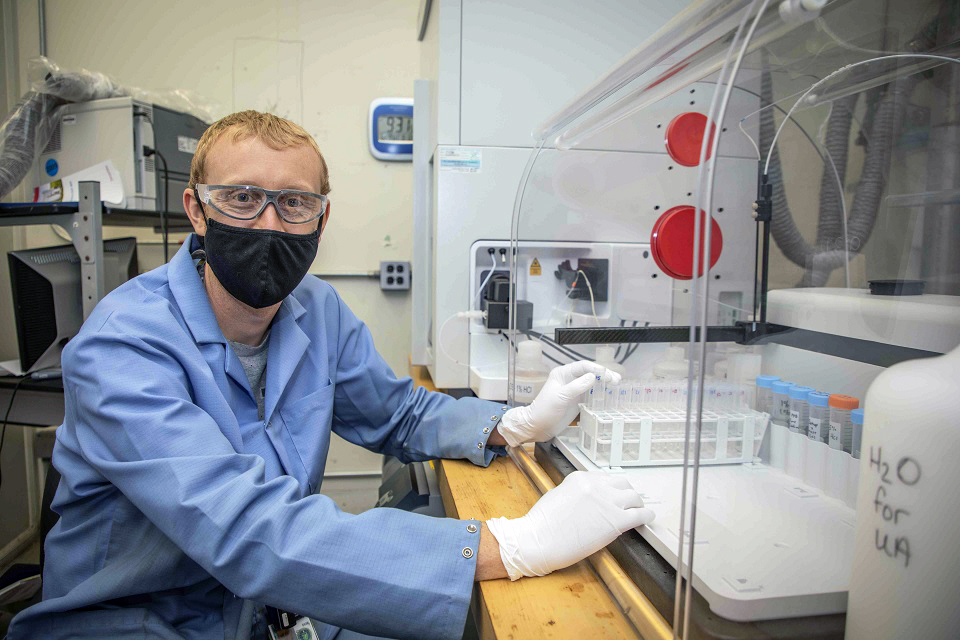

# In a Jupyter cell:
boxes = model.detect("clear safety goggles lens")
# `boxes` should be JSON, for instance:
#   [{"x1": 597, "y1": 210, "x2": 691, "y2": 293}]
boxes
[{"x1": 198, "y1": 184, "x2": 326, "y2": 224}]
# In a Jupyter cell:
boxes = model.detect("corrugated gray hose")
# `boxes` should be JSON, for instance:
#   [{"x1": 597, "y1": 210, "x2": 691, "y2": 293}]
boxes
[
  {"x1": 760, "y1": 67, "x2": 919, "y2": 287},
  {"x1": 0, "y1": 69, "x2": 124, "y2": 198}
]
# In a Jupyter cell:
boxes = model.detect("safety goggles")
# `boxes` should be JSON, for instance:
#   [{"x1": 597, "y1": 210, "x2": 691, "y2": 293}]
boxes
[{"x1": 195, "y1": 184, "x2": 328, "y2": 224}]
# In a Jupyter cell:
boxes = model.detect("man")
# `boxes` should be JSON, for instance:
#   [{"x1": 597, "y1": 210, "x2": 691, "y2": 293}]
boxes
[{"x1": 8, "y1": 111, "x2": 652, "y2": 640}]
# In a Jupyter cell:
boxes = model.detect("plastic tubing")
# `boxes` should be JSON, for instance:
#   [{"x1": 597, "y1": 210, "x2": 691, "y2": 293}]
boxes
[{"x1": 473, "y1": 251, "x2": 498, "y2": 310}]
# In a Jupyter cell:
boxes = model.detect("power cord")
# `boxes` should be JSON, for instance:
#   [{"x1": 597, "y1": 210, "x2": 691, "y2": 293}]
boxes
[
  {"x1": 617, "y1": 321, "x2": 647, "y2": 365},
  {"x1": 143, "y1": 145, "x2": 171, "y2": 262},
  {"x1": 0, "y1": 376, "x2": 29, "y2": 493},
  {"x1": 139, "y1": 113, "x2": 172, "y2": 262}
]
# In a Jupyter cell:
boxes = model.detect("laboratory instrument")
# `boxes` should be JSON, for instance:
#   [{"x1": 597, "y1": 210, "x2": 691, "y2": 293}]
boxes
[
  {"x1": 368, "y1": 98, "x2": 413, "y2": 161},
  {"x1": 411, "y1": 0, "x2": 757, "y2": 395},
  {"x1": 503, "y1": 0, "x2": 960, "y2": 634},
  {"x1": 31, "y1": 97, "x2": 206, "y2": 211}
]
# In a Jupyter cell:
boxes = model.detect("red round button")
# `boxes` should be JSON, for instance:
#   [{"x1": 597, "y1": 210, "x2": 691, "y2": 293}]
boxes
[
  {"x1": 650, "y1": 205, "x2": 723, "y2": 280},
  {"x1": 665, "y1": 112, "x2": 716, "y2": 167}
]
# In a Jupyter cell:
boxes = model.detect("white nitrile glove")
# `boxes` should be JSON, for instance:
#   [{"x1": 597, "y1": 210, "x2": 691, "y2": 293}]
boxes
[
  {"x1": 486, "y1": 471, "x2": 655, "y2": 581},
  {"x1": 498, "y1": 360, "x2": 621, "y2": 447}
]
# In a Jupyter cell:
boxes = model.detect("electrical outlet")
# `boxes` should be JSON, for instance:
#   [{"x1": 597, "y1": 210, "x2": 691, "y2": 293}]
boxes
[{"x1": 380, "y1": 261, "x2": 411, "y2": 290}]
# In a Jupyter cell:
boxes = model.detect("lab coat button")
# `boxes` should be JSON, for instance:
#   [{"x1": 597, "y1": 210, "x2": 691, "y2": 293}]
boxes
[
  {"x1": 461, "y1": 547, "x2": 474, "y2": 559},
  {"x1": 482, "y1": 427, "x2": 490, "y2": 434},
  {"x1": 477, "y1": 442, "x2": 483, "y2": 449},
  {"x1": 466, "y1": 524, "x2": 478, "y2": 533},
  {"x1": 490, "y1": 415, "x2": 498, "y2": 421},
  {"x1": 501, "y1": 406, "x2": 509, "y2": 411}
]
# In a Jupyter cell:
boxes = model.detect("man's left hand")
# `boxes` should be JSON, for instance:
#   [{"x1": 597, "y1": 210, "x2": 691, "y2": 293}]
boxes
[{"x1": 496, "y1": 361, "x2": 621, "y2": 447}]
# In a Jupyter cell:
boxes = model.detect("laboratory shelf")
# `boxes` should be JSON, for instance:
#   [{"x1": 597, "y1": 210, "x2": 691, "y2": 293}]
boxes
[
  {"x1": 0, "y1": 200, "x2": 190, "y2": 229},
  {"x1": 0, "y1": 181, "x2": 187, "y2": 319}
]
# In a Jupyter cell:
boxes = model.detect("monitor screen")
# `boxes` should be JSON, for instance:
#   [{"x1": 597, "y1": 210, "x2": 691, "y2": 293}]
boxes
[{"x1": 8, "y1": 238, "x2": 138, "y2": 372}]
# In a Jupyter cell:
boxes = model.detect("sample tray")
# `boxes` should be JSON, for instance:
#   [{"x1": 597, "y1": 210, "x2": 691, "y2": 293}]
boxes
[{"x1": 555, "y1": 431, "x2": 857, "y2": 622}]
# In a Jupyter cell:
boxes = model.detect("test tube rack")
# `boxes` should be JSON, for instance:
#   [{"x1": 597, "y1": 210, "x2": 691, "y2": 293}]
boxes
[{"x1": 577, "y1": 404, "x2": 769, "y2": 467}]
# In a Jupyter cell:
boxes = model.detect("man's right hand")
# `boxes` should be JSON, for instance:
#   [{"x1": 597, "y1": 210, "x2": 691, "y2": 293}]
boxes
[{"x1": 485, "y1": 471, "x2": 655, "y2": 580}]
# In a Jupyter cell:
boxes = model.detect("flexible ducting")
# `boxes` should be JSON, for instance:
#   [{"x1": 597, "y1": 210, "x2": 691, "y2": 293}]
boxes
[{"x1": 760, "y1": 62, "x2": 919, "y2": 286}]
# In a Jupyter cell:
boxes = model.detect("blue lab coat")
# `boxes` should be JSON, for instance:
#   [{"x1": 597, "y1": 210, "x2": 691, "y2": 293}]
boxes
[{"x1": 7, "y1": 235, "x2": 506, "y2": 640}]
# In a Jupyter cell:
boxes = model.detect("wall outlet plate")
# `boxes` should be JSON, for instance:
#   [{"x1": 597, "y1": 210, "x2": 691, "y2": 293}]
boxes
[{"x1": 380, "y1": 261, "x2": 411, "y2": 290}]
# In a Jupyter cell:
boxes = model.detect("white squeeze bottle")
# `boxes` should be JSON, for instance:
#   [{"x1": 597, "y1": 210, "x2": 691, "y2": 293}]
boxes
[
  {"x1": 846, "y1": 344, "x2": 960, "y2": 639},
  {"x1": 512, "y1": 340, "x2": 549, "y2": 405}
]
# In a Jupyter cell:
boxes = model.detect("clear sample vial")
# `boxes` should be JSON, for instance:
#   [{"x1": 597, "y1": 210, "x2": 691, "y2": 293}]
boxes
[
  {"x1": 618, "y1": 383, "x2": 630, "y2": 411},
  {"x1": 605, "y1": 381, "x2": 621, "y2": 411},
  {"x1": 755, "y1": 375, "x2": 780, "y2": 414},
  {"x1": 588, "y1": 375, "x2": 604, "y2": 410},
  {"x1": 806, "y1": 391, "x2": 830, "y2": 443},
  {"x1": 788, "y1": 386, "x2": 813, "y2": 433},
  {"x1": 642, "y1": 380, "x2": 656, "y2": 408},
  {"x1": 771, "y1": 380, "x2": 794, "y2": 427},
  {"x1": 828, "y1": 394, "x2": 859, "y2": 452},
  {"x1": 850, "y1": 408, "x2": 864, "y2": 459},
  {"x1": 631, "y1": 381, "x2": 644, "y2": 410}
]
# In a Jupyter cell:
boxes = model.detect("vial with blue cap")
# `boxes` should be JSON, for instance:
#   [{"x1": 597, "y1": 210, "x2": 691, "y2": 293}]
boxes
[
  {"x1": 788, "y1": 386, "x2": 813, "y2": 433},
  {"x1": 755, "y1": 375, "x2": 780, "y2": 414},
  {"x1": 850, "y1": 408, "x2": 864, "y2": 459},
  {"x1": 771, "y1": 380, "x2": 794, "y2": 427},
  {"x1": 806, "y1": 391, "x2": 830, "y2": 443}
]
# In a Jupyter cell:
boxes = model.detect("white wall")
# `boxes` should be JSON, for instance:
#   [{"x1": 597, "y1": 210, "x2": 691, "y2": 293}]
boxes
[{"x1": 6, "y1": 0, "x2": 424, "y2": 510}]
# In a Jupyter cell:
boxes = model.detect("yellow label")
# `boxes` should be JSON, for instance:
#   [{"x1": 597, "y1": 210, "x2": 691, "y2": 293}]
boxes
[{"x1": 530, "y1": 258, "x2": 542, "y2": 276}]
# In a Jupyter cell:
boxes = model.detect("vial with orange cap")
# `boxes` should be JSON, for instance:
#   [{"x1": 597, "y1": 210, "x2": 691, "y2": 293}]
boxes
[{"x1": 828, "y1": 394, "x2": 859, "y2": 452}]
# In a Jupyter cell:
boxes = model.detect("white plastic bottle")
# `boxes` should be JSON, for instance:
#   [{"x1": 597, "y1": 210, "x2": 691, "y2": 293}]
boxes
[
  {"x1": 651, "y1": 345, "x2": 695, "y2": 380},
  {"x1": 594, "y1": 345, "x2": 627, "y2": 377},
  {"x1": 846, "y1": 345, "x2": 960, "y2": 639},
  {"x1": 512, "y1": 340, "x2": 549, "y2": 405}
]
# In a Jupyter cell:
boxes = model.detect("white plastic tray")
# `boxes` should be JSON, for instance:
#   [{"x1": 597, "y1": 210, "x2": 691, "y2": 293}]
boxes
[{"x1": 554, "y1": 430, "x2": 858, "y2": 622}]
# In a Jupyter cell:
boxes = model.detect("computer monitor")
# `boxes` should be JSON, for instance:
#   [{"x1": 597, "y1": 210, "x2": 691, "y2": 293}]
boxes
[{"x1": 8, "y1": 238, "x2": 138, "y2": 373}]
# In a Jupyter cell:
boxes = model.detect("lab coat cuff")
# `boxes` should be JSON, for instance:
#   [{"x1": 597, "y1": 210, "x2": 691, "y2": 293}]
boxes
[
  {"x1": 432, "y1": 516, "x2": 484, "y2": 638},
  {"x1": 466, "y1": 402, "x2": 511, "y2": 467}
]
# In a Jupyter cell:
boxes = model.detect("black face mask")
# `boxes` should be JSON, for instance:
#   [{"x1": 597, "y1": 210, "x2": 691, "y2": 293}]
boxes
[{"x1": 200, "y1": 217, "x2": 319, "y2": 309}]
